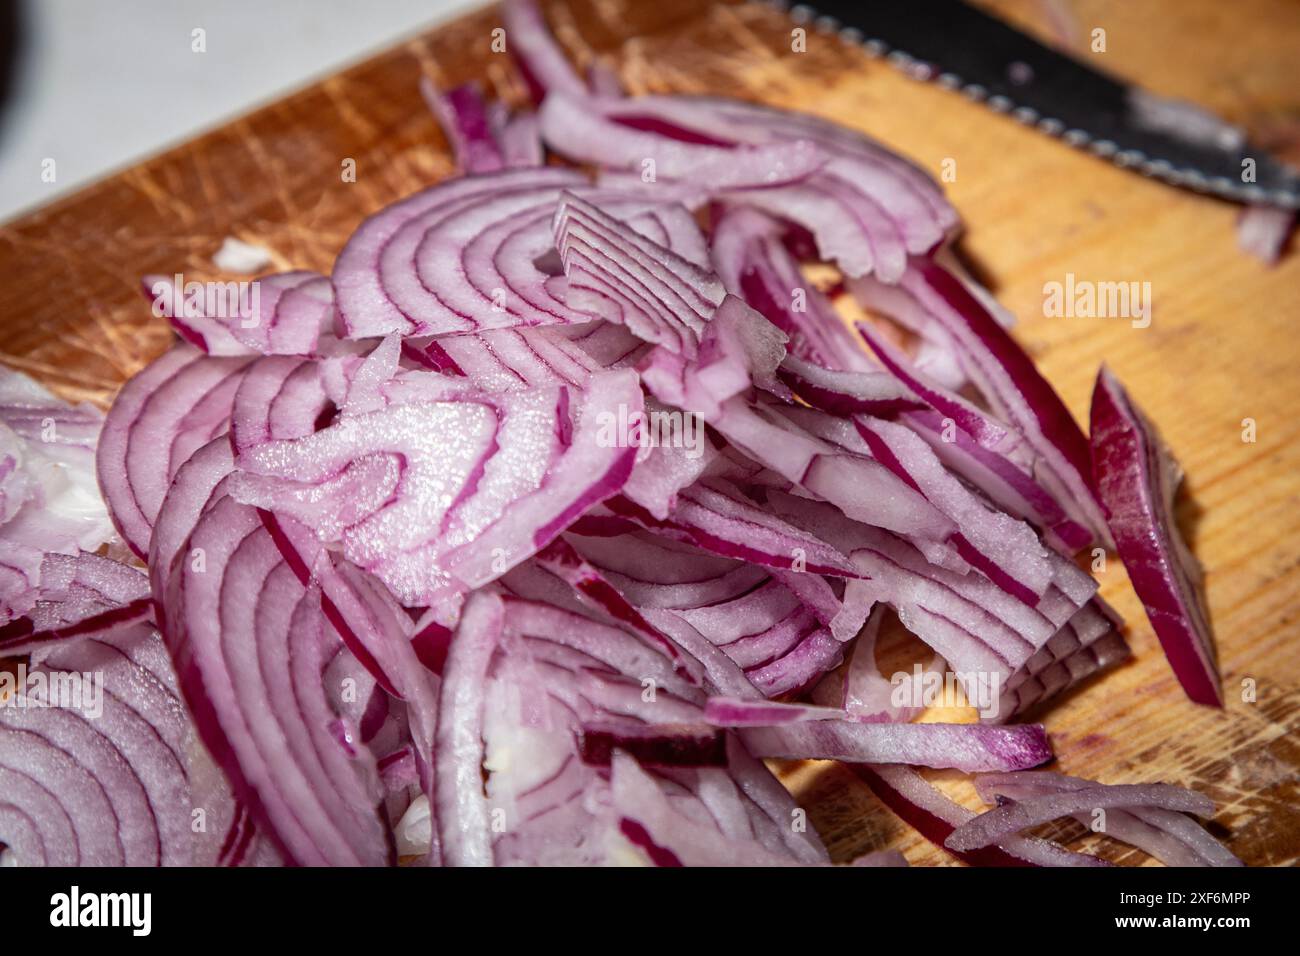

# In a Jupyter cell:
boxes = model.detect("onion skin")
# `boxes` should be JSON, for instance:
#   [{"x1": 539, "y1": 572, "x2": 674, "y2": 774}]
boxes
[{"x1": 1090, "y1": 367, "x2": 1222, "y2": 707}]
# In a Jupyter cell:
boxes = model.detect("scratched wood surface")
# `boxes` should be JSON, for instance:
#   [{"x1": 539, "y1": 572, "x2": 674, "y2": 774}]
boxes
[{"x1": 0, "y1": 0, "x2": 1296, "y2": 866}]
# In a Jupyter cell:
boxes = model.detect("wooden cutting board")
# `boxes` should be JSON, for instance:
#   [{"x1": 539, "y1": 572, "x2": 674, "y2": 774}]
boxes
[{"x1": 2, "y1": 0, "x2": 1296, "y2": 866}]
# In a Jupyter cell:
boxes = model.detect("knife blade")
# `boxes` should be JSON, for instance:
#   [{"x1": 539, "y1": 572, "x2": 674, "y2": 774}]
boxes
[{"x1": 779, "y1": 0, "x2": 1300, "y2": 209}]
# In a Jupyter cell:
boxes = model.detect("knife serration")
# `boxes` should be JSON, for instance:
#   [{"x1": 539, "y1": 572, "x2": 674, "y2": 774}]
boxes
[{"x1": 771, "y1": 0, "x2": 1299, "y2": 209}]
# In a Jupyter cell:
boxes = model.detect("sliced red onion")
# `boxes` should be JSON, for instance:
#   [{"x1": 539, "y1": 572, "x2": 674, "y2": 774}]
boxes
[
  {"x1": 261, "y1": 511, "x2": 441, "y2": 747},
  {"x1": 619, "y1": 405, "x2": 715, "y2": 520},
  {"x1": 498, "y1": 111, "x2": 545, "y2": 168},
  {"x1": 539, "y1": 93, "x2": 828, "y2": 193},
  {"x1": 608, "y1": 751, "x2": 812, "y2": 866},
  {"x1": 421, "y1": 79, "x2": 506, "y2": 173},
  {"x1": 435, "y1": 591, "x2": 501, "y2": 865},
  {"x1": 332, "y1": 166, "x2": 587, "y2": 338},
  {"x1": 1236, "y1": 205, "x2": 1294, "y2": 265},
  {"x1": 1090, "y1": 367, "x2": 1221, "y2": 706},
  {"x1": 96, "y1": 344, "x2": 252, "y2": 557},
  {"x1": 0, "y1": 18, "x2": 1245, "y2": 866},
  {"x1": 744, "y1": 627, "x2": 846, "y2": 697},
  {"x1": 555, "y1": 192, "x2": 723, "y2": 355},
  {"x1": 740, "y1": 720, "x2": 1052, "y2": 774},
  {"x1": 644, "y1": 382, "x2": 954, "y2": 540},
  {"x1": 145, "y1": 272, "x2": 335, "y2": 358},
  {"x1": 995, "y1": 599, "x2": 1130, "y2": 721},
  {"x1": 602, "y1": 478, "x2": 860, "y2": 577},
  {"x1": 704, "y1": 96, "x2": 958, "y2": 252},
  {"x1": 0, "y1": 367, "x2": 114, "y2": 554},
  {"x1": 569, "y1": 527, "x2": 771, "y2": 610},
  {"x1": 1, "y1": 653, "x2": 138, "y2": 864},
  {"x1": 856, "y1": 323, "x2": 1092, "y2": 552},
  {"x1": 567, "y1": 528, "x2": 864, "y2": 694},
  {"x1": 145, "y1": 275, "x2": 255, "y2": 357},
  {"x1": 228, "y1": 353, "x2": 339, "y2": 458},
  {"x1": 704, "y1": 696, "x2": 845, "y2": 726},
  {"x1": 712, "y1": 208, "x2": 879, "y2": 373},
  {"x1": 853, "y1": 259, "x2": 1109, "y2": 545},
  {"x1": 857, "y1": 320, "x2": 1009, "y2": 449},
  {"x1": 163, "y1": 493, "x2": 393, "y2": 865},
  {"x1": 760, "y1": 490, "x2": 1095, "y2": 718},
  {"x1": 974, "y1": 771, "x2": 1241, "y2": 867},
  {"x1": 0, "y1": 627, "x2": 211, "y2": 866},
  {"x1": 524, "y1": 536, "x2": 698, "y2": 675},
  {"x1": 0, "y1": 552, "x2": 151, "y2": 657},
  {"x1": 854, "y1": 764, "x2": 1109, "y2": 867},
  {"x1": 850, "y1": 849, "x2": 909, "y2": 867},
  {"x1": 56, "y1": 630, "x2": 200, "y2": 865},
  {"x1": 779, "y1": 354, "x2": 924, "y2": 417},
  {"x1": 851, "y1": 413, "x2": 1054, "y2": 604},
  {"x1": 539, "y1": 93, "x2": 954, "y2": 279},
  {"x1": 409, "y1": 326, "x2": 597, "y2": 391},
  {"x1": 147, "y1": 437, "x2": 235, "y2": 636},
  {"x1": 232, "y1": 369, "x2": 641, "y2": 605},
  {"x1": 436, "y1": 586, "x2": 744, "y2": 866},
  {"x1": 838, "y1": 605, "x2": 942, "y2": 722},
  {"x1": 946, "y1": 782, "x2": 1215, "y2": 853},
  {"x1": 501, "y1": 0, "x2": 590, "y2": 102},
  {"x1": 576, "y1": 720, "x2": 725, "y2": 768}
]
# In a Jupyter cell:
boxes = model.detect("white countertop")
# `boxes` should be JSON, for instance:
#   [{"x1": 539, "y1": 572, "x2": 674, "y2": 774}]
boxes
[{"x1": 0, "y1": 0, "x2": 480, "y2": 222}]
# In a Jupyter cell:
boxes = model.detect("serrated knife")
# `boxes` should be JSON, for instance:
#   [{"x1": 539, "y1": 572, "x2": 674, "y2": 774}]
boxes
[{"x1": 780, "y1": 0, "x2": 1300, "y2": 209}]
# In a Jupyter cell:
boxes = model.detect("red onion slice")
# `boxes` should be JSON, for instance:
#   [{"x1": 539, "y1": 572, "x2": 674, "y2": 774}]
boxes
[
  {"x1": 539, "y1": 93, "x2": 827, "y2": 193},
  {"x1": 539, "y1": 92, "x2": 954, "y2": 278},
  {"x1": 164, "y1": 494, "x2": 393, "y2": 865},
  {"x1": 555, "y1": 192, "x2": 724, "y2": 355},
  {"x1": 146, "y1": 272, "x2": 335, "y2": 358},
  {"x1": 975, "y1": 771, "x2": 1241, "y2": 867},
  {"x1": 779, "y1": 354, "x2": 924, "y2": 417},
  {"x1": 43, "y1": 630, "x2": 196, "y2": 866},
  {"x1": 1, "y1": 10, "x2": 1248, "y2": 865},
  {"x1": 231, "y1": 368, "x2": 641, "y2": 605},
  {"x1": 421, "y1": 79, "x2": 506, "y2": 174},
  {"x1": 740, "y1": 720, "x2": 1052, "y2": 774},
  {"x1": 602, "y1": 478, "x2": 860, "y2": 578},
  {"x1": 946, "y1": 782, "x2": 1215, "y2": 853},
  {"x1": 851, "y1": 413, "x2": 1054, "y2": 604},
  {"x1": 498, "y1": 111, "x2": 545, "y2": 167},
  {"x1": 760, "y1": 489, "x2": 1095, "y2": 714},
  {"x1": 1090, "y1": 367, "x2": 1221, "y2": 706},
  {"x1": 332, "y1": 166, "x2": 587, "y2": 338},
  {"x1": 0, "y1": 552, "x2": 151, "y2": 657},
  {"x1": 853, "y1": 259, "x2": 1109, "y2": 546},
  {"x1": 501, "y1": 0, "x2": 590, "y2": 102},
  {"x1": 704, "y1": 696, "x2": 845, "y2": 726},
  {"x1": 0, "y1": 367, "x2": 114, "y2": 555},
  {"x1": 608, "y1": 751, "x2": 812, "y2": 866},
  {"x1": 995, "y1": 599, "x2": 1131, "y2": 721},
  {"x1": 712, "y1": 208, "x2": 878, "y2": 373},
  {"x1": 1236, "y1": 204, "x2": 1294, "y2": 265},
  {"x1": 854, "y1": 764, "x2": 1109, "y2": 867},
  {"x1": 834, "y1": 604, "x2": 942, "y2": 723},
  {"x1": 96, "y1": 344, "x2": 252, "y2": 558}
]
